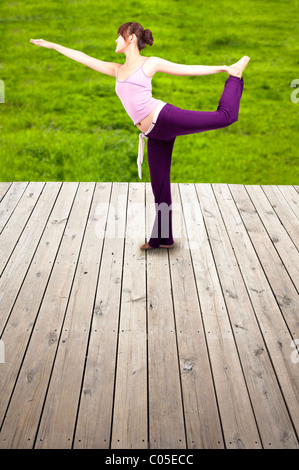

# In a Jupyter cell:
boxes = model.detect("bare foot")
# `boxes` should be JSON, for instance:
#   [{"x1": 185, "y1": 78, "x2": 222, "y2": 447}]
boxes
[
  {"x1": 227, "y1": 56, "x2": 250, "y2": 78},
  {"x1": 140, "y1": 242, "x2": 175, "y2": 250},
  {"x1": 140, "y1": 242, "x2": 155, "y2": 250}
]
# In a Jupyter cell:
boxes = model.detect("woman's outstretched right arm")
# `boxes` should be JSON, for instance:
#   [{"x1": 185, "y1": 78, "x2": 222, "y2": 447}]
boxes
[{"x1": 30, "y1": 39, "x2": 120, "y2": 77}]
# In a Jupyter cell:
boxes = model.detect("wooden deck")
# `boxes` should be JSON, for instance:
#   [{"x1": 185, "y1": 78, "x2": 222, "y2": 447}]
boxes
[{"x1": 0, "y1": 181, "x2": 298, "y2": 450}]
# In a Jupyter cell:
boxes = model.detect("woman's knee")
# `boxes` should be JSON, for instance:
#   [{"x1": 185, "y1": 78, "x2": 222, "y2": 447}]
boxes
[
  {"x1": 228, "y1": 114, "x2": 238, "y2": 125},
  {"x1": 217, "y1": 108, "x2": 238, "y2": 126}
]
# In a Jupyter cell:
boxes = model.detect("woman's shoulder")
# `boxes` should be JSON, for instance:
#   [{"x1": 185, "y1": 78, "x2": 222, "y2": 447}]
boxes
[
  {"x1": 143, "y1": 56, "x2": 162, "y2": 78},
  {"x1": 146, "y1": 56, "x2": 162, "y2": 65}
]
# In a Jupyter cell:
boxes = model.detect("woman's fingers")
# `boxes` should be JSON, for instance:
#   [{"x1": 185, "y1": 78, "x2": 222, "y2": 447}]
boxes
[
  {"x1": 30, "y1": 39, "x2": 52, "y2": 49},
  {"x1": 30, "y1": 39, "x2": 42, "y2": 45},
  {"x1": 227, "y1": 65, "x2": 242, "y2": 78}
]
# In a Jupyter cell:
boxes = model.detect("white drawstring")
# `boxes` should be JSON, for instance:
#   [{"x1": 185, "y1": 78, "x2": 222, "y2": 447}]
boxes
[
  {"x1": 136, "y1": 101, "x2": 167, "y2": 180},
  {"x1": 138, "y1": 132, "x2": 148, "y2": 180}
]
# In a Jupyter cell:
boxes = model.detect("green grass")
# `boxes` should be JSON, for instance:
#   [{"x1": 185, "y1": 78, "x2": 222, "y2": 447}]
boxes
[{"x1": 0, "y1": 0, "x2": 298, "y2": 183}]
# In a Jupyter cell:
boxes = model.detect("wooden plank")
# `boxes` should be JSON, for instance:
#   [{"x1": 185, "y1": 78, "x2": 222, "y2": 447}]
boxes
[
  {"x1": 0, "y1": 182, "x2": 12, "y2": 202},
  {"x1": 261, "y1": 185, "x2": 299, "y2": 252},
  {"x1": 212, "y1": 183, "x2": 299, "y2": 439},
  {"x1": 180, "y1": 183, "x2": 261, "y2": 449},
  {"x1": 229, "y1": 184, "x2": 299, "y2": 339},
  {"x1": 0, "y1": 182, "x2": 96, "y2": 449},
  {"x1": 34, "y1": 183, "x2": 111, "y2": 449},
  {"x1": 252, "y1": 185, "x2": 299, "y2": 290},
  {"x1": 74, "y1": 182, "x2": 128, "y2": 449},
  {"x1": 0, "y1": 182, "x2": 27, "y2": 232},
  {"x1": 0, "y1": 183, "x2": 60, "y2": 332},
  {"x1": 169, "y1": 183, "x2": 224, "y2": 449},
  {"x1": 197, "y1": 183, "x2": 298, "y2": 448},
  {"x1": 0, "y1": 183, "x2": 78, "y2": 427},
  {"x1": 146, "y1": 182, "x2": 186, "y2": 449},
  {"x1": 294, "y1": 186, "x2": 299, "y2": 194},
  {"x1": 277, "y1": 185, "x2": 299, "y2": 219},
  {"x1": 111, "y1": 182, "x2": 148, "y2": 449},
  {"x1": 0, "y1": 182, "x2": 44, "y2": 273}
]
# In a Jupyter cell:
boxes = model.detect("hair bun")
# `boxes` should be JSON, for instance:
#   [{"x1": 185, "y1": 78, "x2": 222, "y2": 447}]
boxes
[{"x1": 143, "y1": 28, "x2": 154, "y2": 46}]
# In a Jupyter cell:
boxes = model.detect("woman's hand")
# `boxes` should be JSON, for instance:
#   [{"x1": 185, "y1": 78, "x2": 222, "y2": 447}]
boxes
[
  {"x1": 226, "y1": 64, "x2": 242, "y2": 79},
  {"x1": 30, "y1": 39, "x2": 54, "y2": 49}
]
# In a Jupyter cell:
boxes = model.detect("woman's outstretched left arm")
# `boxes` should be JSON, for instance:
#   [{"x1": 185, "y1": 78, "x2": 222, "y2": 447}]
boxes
[{"x1": 150, "y1": 57, "x2": 231, "y2": 77}]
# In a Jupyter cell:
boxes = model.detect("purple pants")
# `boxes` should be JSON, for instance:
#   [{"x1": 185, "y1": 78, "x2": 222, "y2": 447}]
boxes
[{"x1": 146, "y1": 75, "x2": 244, "y2": 248}]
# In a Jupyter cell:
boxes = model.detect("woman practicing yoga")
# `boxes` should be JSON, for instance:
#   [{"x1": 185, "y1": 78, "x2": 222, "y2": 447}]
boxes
[{"x1": 30, "y1": 22, "x2": 250, "y2": 250}]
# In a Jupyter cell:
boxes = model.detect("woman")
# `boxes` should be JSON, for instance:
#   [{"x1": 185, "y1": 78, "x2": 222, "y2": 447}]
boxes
[{"x1": 30, "y1": 22, "x2": 250, "y2": 250}]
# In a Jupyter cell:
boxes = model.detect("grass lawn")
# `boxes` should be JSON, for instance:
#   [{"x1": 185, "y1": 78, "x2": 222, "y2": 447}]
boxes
[{"x1": 0, "y1": 0, "x2": 298, "y2": 184}]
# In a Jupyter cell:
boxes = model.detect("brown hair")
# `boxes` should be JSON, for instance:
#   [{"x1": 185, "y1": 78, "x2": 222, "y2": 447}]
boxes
[{"x1": 117, "y1": 22, "x2": 154, "y2": 51}]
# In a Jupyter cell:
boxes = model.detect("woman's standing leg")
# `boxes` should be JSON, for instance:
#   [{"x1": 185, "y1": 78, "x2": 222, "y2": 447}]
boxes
[{"x1": 147, "y1": 136, "x2": 176, "y2": 248}]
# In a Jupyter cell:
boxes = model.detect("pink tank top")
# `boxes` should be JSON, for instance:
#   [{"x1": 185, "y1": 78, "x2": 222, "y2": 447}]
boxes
[{"x1": 115, "y1": 57, "x2": 160, "y2": 125}]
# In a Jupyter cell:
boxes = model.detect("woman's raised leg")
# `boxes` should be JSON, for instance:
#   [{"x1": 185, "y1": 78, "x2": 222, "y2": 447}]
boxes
[{"x1": 158, "y1": 75, "x2": 245, "y2": 140}]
